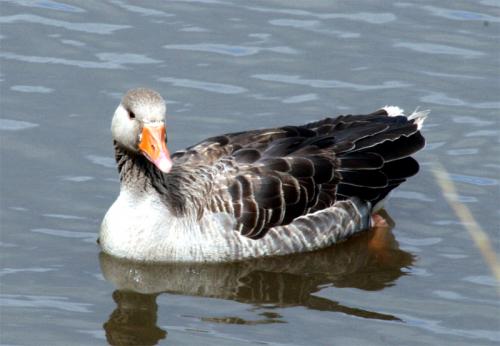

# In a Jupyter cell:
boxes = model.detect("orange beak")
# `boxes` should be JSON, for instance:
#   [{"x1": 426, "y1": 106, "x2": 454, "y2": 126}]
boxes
[{"x1": 138, "y1": 124, "x2": 173, "y2": 173}]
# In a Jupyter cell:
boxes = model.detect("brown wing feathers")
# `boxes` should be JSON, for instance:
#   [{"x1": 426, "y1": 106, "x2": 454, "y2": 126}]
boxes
[
  {"x1": 226, "y1": 154, "x2": 336, "y2": 239},
  {"x1": 334, "y1": 114, "x2": 424, "y2": 204},
  {"x1": 177, "y1": 109, "x2": 425, "y2": 239}
]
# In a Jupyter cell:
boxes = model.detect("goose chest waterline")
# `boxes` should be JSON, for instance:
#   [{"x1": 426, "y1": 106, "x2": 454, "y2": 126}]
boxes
[
  {"x1": 99, "y1": 88, "x2": 427, "y2": 263},
  {"x1": 99, "y1": 158, "x2": 371, "y2": 262}
]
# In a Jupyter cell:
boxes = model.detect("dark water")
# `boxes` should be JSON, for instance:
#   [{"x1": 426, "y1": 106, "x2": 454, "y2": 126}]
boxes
[{"x1": 1, "y1": 1, "x2": 499, "y2": 345}]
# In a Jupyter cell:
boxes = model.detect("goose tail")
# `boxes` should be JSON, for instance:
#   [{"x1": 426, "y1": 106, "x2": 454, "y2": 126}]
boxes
[{"x1": 336, "y1": 106, "x2": 428, "y2": 211}]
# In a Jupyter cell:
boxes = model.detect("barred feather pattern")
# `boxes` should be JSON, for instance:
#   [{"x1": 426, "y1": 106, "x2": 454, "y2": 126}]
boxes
[{"x1": 168, "y1": 108, "x2": 426, "y2": 241}]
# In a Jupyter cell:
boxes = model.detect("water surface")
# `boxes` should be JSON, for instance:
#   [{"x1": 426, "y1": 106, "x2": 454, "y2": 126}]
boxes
[{"x1": 1, "y1": 0, "x2": 499, "y2": 345}]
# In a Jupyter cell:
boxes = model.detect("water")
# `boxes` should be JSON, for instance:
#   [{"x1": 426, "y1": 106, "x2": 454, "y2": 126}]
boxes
[{"x1": 1, "y1": 1, "x2": 499, "y2": 345}]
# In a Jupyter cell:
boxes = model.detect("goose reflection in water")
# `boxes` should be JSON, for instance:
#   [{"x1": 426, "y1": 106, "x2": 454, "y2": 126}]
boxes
[{"x1": 100, "y1": 214, "x2": 413, "y2": 345}]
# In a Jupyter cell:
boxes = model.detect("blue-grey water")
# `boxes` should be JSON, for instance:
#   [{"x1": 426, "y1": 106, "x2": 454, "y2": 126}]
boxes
[{"x1": 1, "y1": 1, "x2": 499, "y2": 345}]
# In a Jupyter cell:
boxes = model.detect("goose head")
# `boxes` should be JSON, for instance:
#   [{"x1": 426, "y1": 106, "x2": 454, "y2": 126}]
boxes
[{"x1": 111, "y1": 88, "x2": 172, "y2": 173}]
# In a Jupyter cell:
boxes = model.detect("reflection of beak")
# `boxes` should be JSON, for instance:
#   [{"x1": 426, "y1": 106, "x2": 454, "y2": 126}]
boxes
[{"x1": 138, "y1": 124, "x2": 172, "y2": 173}]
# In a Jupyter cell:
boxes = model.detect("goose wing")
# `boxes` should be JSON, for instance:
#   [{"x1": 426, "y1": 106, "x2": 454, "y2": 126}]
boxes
[{"x1": 174, "y1": 109, "x2": 426, "y2": 239}]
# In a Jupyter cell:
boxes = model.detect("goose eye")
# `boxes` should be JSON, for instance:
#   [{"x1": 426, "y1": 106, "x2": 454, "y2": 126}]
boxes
[{"x1": 128, "y1": 110, "x2": 136, "y2": 119}]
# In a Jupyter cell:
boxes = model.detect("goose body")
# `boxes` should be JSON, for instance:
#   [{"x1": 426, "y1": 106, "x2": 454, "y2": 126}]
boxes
[{"x1": 100, "y1": 89, "x2": 427, "y2": 263}]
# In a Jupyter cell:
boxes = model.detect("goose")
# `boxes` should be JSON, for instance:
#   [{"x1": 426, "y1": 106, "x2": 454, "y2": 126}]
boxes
[{"x1": 100, "y1": 88, "x2": 427, "y2": 263}]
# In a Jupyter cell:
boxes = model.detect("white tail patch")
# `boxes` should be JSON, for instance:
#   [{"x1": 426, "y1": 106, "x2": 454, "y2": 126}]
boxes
[
  {"x1": 381, "y1": 105, "x2": 429, "y2": 130},
  {"x1": 382, "y1": 105, "x2": 405, "y2": 117},
  {"x1": 409, "y1": 108, "x2": 430, "y2": 130}
]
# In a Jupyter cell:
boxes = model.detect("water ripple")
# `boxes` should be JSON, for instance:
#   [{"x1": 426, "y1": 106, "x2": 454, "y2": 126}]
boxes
[
  {"x1": 433, "y1": 290, "x2": 498, "y2": 305},
  {"x1": 391, "y1": 190, "x2": 434, "y2": 202},
  {"x1": 466, "y1": 130, "x2": 500, "y2": 137},
  {"x1": 399, "y1": 237, "x2": 442, "y2": 246},
  {"x1": 268, "y1": 19, "x2": 359, "y2": 38},
  {"x1": 95, "y1": 52, "x2": 161, "y2": 65},
  {"x1": 0, "y1": 14, "x2": 130, "y2": 34},
  {"x1": 42, "y1": 214, "x2": 87, "y2": 220},
  {"x1": 250, "y1": 93, "x2": 280, "y2": 101},
  {"x1": 422, "y1": 5, "x2": 500, "y2": 22},
  {"x1": 31, "y1": 228, "x2": 96, "y2": 243},
  {"x1": 164, "y1": 43, "x2": 298, "y2": 56},
  {"x1": 109, "y1": 0, "x2": 175, "y2": 17},
  {"x1": 425, "y1": 141, "x2": 445, "y2": 151},
  {"x1": 179, "y1": 26, "x2": 209, "y2": 32},
  {"x1": 10, "y1": 85, "x2": 53, "y2": 93},
  {"x1": 440, "y1": 253, "x2": 468, "y2": 259},
  {"x1": 252, "y1": 74, "x2": 410, "y2": 91},
  {"x1": 463, "y1": 275, "x2": 498, "y2": 287},
  {"x1": 0, "y1": 241, "x2": 18, "y2": 248},
  {"x1": 0, "y1": 267, "x2": 56, "y2": 277},
  {"x1": 452, "y1": 115, "x2": 495, "y2": 126},
  {"x1": 483, "y1": 164, "x2": 500, "y2": 170},
  {"x1": 447, "y1": 195, "x2": 478, "y2": 203},
  {"x1": 246, "y1": 6, "x2": 396, "y2": 24},
  {"x1": 0, "y1": 118, "x2": 39, "y2": 131},
  {"x1": 86, "y1": 155, "x2": 115, "y2": 168},
  {"x1": 3, "y1": 0, "x2": 85, "y2": 13},
  {"x1": 60, "y1": 39, "x2": 86, "y2": 47},
  {"x1": 172, "y1": 0, "x2": 228, "y2": 4},
  {"x1": 0, "y1": 52, "x2": 160, "y2": 69},
  {"x1": 394, "y1": 42, "x2": 484, "y2": 58},
  {"x1": 421, "y1": 71, "x2": 484, "y2": 80},
  {"x1": 282, "y1": 93, "x2": 318, "y2": 104},
  {"x1": 59, "y1": 175, "x2": 95, "y2": 182},
  {"x1": 158, "y1": 77, "x2": 247, "y2": 94},
  {"x1": 481, "y1": 0, "x2": 500, "y2": 8},
  {"x1": 421, "y1": 92, "x2": 465, "y2": 106},
  {"x1": 446, "y1": 149, "x2": 478, "y2": 156},
  {"x1": 448, "y1": 173, "x2": 498, "y2": 186},
  {"x1": 400, "y1": 314, "x2": 500, "y2": 342},
  {"x1": 1, "y1": 294, "x2": 92, "y2": 313},
  {"x1": 421, "y1": 92, "x2": 500, "y2": 109}
]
